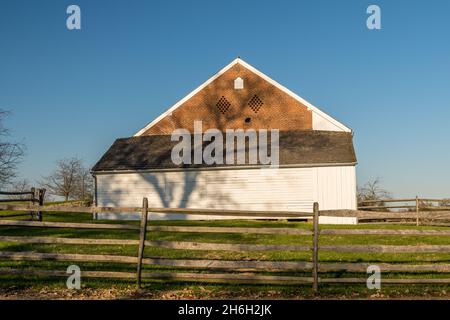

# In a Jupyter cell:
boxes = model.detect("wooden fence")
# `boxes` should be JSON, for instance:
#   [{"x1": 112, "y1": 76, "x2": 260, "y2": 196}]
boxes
[
  {"x1": 358, "y1": 197, "x2": 450, "y2": 226},
  {"x1": 0, "y1": 188, "x2": 45, "y2": 221},
  {"x1": 0, "y1": 200, "x2": 450, "y2": 294}
]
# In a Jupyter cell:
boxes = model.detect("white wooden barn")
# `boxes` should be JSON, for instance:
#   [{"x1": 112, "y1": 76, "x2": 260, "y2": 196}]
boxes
[{"x1": 92, "y1": 58, "x2": 357, "y2": 224}]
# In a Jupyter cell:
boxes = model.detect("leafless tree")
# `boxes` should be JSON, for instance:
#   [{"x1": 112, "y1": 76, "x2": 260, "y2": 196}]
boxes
[
  {"x1": 10, "y1": 178, "x2": 31, "y2": 193},
  {"x1": 1, "y1": 178, "x2": 32, "y2": 200},
  {"x1": 0, "y1": 110, "x2": 24, "y2": 188},
  {"x1": 73, "y1": 166, "x2": 94, "y2": 204},
  {"x1": 39, "y1": 157, "x2": 92, "y2": 202},
  {"x1": 357, "y1": 177, "x2": 391, "y2": 207},
  {"x1": 14, "y1": 179, "x2": 33, "y2": 200}
]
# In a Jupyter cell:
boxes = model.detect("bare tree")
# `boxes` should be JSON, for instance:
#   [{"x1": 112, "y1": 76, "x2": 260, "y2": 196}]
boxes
[
  {"x1": 73, "y1": 166, "x2": 94, "y2": 204},
  {"x1": 39, "y1": 157, "x2": 92, "y2": 201},
  {"x1": 10, "y1": 178, "x2": 31, "y2": 193},
  {"x1": 1, "y1": 178, "x2": 32, "y2": 200},
  {"x1": 0, "y1": 110, "x2": 24, "y2": 188},
  {"x1": 357, "y1": 177, "x2": 391, "y2": 206}
]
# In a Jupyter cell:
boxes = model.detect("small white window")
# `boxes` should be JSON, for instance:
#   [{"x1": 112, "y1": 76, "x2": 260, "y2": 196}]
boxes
[{"x1": 234, "y1": 77, "x2": 244, "y2": 90}]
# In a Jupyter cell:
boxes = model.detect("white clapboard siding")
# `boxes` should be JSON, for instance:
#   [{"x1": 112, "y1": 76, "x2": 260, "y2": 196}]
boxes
[
  {"x1": 314, "y1": 166, "x2": 357, "y2": 210},
  {"x1": 96, "y1": 165, "x2": 357, "y2": 224}
]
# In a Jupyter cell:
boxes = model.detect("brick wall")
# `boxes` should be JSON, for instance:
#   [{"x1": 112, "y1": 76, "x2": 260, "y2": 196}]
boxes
[{"x1": 142, "y1": 62, "x2": 313, "y2": 135}]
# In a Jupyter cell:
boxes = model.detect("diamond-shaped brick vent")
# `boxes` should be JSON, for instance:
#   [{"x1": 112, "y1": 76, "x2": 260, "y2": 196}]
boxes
[
  {"x1": 248, "y1": 95, "x2": 263, "y2": 113},
  {"x1": 216, "y1": 96, "x2": 231, "y2": 114}
]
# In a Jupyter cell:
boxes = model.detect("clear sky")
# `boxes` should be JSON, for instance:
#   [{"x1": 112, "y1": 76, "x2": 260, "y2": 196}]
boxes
[{"x1": 0, "y1": 0, "x2": 449, "y2": 198}]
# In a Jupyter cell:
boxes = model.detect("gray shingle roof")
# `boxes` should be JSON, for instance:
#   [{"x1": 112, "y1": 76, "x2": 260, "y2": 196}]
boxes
[{"x1": 91, "y1": 131, "x2": 357, "y2": 172}]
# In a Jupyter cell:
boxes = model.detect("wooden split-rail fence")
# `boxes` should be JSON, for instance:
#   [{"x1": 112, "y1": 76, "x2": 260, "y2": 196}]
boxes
[
  {"x1": 358, "y1": 197, "x2": 450, "y2": 226},
  {"x1": 0, "y1": 200, "x2": 450, "y2": 293},
  {"x1": 0, "y1": 188, "x2": 46, "y2": 221}
]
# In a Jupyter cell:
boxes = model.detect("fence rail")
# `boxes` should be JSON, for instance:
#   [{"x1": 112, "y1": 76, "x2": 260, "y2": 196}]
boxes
[
  {"x1": 0, "y1": 199, "x2": 450, "y2": 294},
  {"x1": 0, "y1": 203, "x2": 313, "y2": 218},
  {"x1": 359, "y1": 198, "x2": 449, "y2": 204},
  {"x1": 358, "y1": 197, "x2": 450, "y2": 226},
  {"x1": 322, "y1": 208, "x2": 450, "y2": 226},
  {"x1": 0, "y1": 188, "x2": 46, "y2": 220},
  {"x1": 0, "y1": 219, "x2": 139, "y2": 230}
]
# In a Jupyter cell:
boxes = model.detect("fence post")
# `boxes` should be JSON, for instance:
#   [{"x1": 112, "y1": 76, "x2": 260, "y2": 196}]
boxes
[
  {"x1": 30, "y1": 187, "x2": 36, "y2": 202},
  {"x1": 37, "y1": 189, "x2": 45, "y2": 221},
  {"x1": 415, "y1": 196, "x2": 419, "y2": 227},
  {"x1": 30, "y1": 188, "x2": 36, "y2": 220},
  {"x1": 136, "y1": 197, "x2": 148, "y2": 289},
  {"x1": 312, "y1": 202, "x2": 319, "y2": 294}
]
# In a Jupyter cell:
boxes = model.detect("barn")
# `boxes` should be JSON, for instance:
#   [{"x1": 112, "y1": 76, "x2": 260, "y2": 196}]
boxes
[{"x1": 92, "y1": 58, "x2": 358, "y2": 224}]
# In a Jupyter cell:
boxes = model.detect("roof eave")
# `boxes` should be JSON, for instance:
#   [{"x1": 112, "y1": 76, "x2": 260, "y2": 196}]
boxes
[{"x1": 91, "y1": 162, "x2": 358, "y2": 175}]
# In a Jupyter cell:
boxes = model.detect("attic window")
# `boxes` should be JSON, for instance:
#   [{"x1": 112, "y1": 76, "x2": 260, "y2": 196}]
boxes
[
  {"x1": 234, "y1": 77, "x2": 244, "y2": 90},
  {"x1": 248, "y1": 95, "x2": 263, "y2": 113},
  {"x1": 216, "y1": 96, "x2": 231, "y2": 114}
]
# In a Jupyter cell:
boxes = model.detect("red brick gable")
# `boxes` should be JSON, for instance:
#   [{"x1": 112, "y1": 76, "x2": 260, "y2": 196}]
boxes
[{"x1": 140, "y1": 62, "x2": 313, "y2": 135}]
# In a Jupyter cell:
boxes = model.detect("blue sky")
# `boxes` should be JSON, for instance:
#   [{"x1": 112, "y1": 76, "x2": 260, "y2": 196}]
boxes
[{"x1": 0, "y1": 0, "x2": 449, "y2": 198}]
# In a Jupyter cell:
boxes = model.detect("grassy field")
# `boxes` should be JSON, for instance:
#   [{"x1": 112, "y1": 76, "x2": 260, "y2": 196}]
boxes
[{"x1": 0, "y1": 210, "x2": 449, "y2": 299}]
